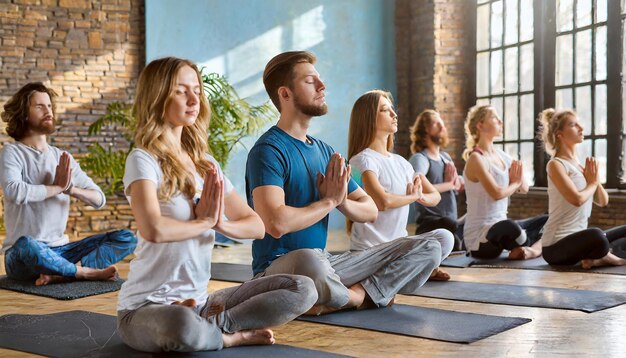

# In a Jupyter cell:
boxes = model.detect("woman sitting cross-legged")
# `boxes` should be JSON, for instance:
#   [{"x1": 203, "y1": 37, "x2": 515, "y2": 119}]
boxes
[
  {"x1": 116, "y1": 57, "x2": 317, "y2": 353},
  {"x1": 539, "y1": 108, "x2": 626, "y2": 268},
  {"x1": 347, "y1": 90, "x2": 454, "y2": 281},
  {"x1": 462, "y1": 104, "x2": 548, "y2": 260}
]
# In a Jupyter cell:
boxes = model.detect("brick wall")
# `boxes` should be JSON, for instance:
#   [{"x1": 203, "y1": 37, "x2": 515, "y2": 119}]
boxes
[
  {"x1": 0, "y1": 0, "x2": 144, "y2": 239},
  {"x1": 395, "y1": 0, "x2": 472, "y2": 169}
]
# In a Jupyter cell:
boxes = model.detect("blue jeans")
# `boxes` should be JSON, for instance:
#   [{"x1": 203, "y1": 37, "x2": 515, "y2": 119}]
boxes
[{"x1": 4, "y1": 229, "x2": 137, "y2": 280}]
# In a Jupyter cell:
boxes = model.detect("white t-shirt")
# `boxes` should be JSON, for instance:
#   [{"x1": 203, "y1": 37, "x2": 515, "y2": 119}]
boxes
[
  {"x1": 117, "y1": 149, "x2": 233, "y2": 311},
  {"x1": 463, "y1": 149, "x2": 512, "y2": 251},
  {"x1": 542, "y1": 158, "x2": 592, "y2": 247},
  {"x1": 349, "y1": 148, "x2": 414, "y2": 250},
  {"x1": 0, "y1": 142, "x2": 105, "y2": 252}
]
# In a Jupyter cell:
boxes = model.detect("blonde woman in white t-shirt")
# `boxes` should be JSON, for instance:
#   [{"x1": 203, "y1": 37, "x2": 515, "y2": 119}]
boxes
[
  {"x1": 116, "y1": 57, "x2": 317, "y2": 353},
  {"x1": 347, "y1": 90, "x2": 454, "y2": 281},
  {"x1": 539, "y1": 108, "x2": 626, "y2": 268}
]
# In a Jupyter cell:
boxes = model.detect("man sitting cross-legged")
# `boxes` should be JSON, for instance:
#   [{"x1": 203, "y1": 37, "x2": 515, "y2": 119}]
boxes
[
  {"x1": 246, "y1": 51, "x2": 442, "y2": 315},
  {"x1": 0, "y1": 82, "x2": 137, "y2": 286}
]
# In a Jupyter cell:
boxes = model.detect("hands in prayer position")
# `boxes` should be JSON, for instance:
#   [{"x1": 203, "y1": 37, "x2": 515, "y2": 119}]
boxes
[
  {"x1": 53, "y1": 152, "x2": 72, "y2": 192},
  {"x1": 194, "y1": 165, "x2": 224, "y2": 229},
  {"x1": 317, "y1": 153, "x2": 351, "y2": 208}
]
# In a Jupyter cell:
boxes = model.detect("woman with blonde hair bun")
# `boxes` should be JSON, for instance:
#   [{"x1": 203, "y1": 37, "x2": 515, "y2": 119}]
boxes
[
  {"x1": 116, "y1": 57, "x2": 317, "y2": 353},
  {"x1": 538, "y1": 108, "x2": 626, "y2": 268},
  {"x1": 462, "y1": 104, "x2": 547, "y2": 259}
]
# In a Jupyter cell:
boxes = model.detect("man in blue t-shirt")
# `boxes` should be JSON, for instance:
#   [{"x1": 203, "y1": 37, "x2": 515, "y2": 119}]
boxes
[{"x1": 246, "y1": 51, "x2": 441, "y2": 315}]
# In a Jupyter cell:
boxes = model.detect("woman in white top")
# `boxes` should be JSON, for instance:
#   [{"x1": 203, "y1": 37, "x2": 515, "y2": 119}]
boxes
[
  {"x1": 116, "y1": 57, "x2": 317, "y2": 353},
  {"x1": 463, "y1": 105, "x2": 548, "y2": 259},
  {"x1": 539, "y1": 109, "x2": 626, "y2": 268},
  {"x1": 347, "y1": 90, "x2": 454, "y2": 280}
]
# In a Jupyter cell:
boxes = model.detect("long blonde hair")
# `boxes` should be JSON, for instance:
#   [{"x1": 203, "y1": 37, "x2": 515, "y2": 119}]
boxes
[
  {"x1": 462, "y1": 104, "x2": 494, "y2": 160},
  {"x1": 347, "y1": 90, "x2": 394, "y2": 161},
  {"x1": 133, "y1": 57, "x2": 212, "y2": 200},
  {"x1": 538, "y1": 108, "x2": 577, "y2": 157}
]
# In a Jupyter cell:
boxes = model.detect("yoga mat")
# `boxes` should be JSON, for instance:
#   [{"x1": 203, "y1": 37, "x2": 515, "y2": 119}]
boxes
[
  {"x1": 297, "y1": 304, "x2": 530, "y2": 343},
  {"x1": 441, "y1": 252, "x2": 474, "y2": 268},
  {"x1": 0, "y1": 310, "x2": 349, "y2": 358},
  {"x1": 0, "y1": 275, "x2": 124, "y2": 300},
  {"x1": 211, "y1": 263, "x2": 253, "y2": 283},
  {"x1": 413, "y1": 281, "x2": 626, "y2": 313},
  {"x1": 470, "y1": 253, "x2": 626, "y2": 275}
]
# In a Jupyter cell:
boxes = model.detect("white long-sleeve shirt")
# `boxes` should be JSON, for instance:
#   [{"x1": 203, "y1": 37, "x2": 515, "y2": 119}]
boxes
[{"x1": 0, "y1": 142, "x2": 105, "y2": 252}]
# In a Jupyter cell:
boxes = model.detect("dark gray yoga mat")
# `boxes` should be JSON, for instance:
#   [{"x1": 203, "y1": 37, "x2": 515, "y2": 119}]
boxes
[
  {"x1": 470, "y1": 253, "x2": 626, "y2": 275},
  {"x1": 210, "y1": 263, "x2": 253, "y2": 283},
  {"x1": 0, "y1": 275, "x2": 124, "y2": 300},
  {"x1": 297, "y1": 304, "x2": 530, "y2": 343},
  {"x1": 0, "y1": 310, "x2": 349, "y2": 358},
  {"x1": 441, "y1": 252, "x2": 474, "y2": 268},
  {"x1": 414, "y1": 280, "x2": 626, "y2": 313}
]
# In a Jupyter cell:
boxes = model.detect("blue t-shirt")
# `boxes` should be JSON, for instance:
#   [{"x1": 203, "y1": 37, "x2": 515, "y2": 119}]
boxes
[{"x1": 246, "y1": 126, "x2": 358, "y2": 274}]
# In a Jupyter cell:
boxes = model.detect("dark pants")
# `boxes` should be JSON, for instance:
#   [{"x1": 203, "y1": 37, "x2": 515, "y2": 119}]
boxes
[
  {"x1": 543, "y1": 225, "x2": 626, "y2": 265},
  {"x1": 470, "y1": 214, "x2": 549, "y2": 259},
  {"x1": 415, "y1": 216, "x2": 463, "y2": 251}
]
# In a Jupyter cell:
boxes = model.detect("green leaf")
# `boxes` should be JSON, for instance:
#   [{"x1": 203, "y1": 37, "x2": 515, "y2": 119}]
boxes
[{"x1": 81, "y1": 69, "x2": 277, "y2": 191}]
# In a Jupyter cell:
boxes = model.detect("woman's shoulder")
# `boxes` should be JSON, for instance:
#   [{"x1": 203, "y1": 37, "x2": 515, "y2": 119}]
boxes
[{"x1": 128, "y1": 148, "x2": 158, "y2": 163}]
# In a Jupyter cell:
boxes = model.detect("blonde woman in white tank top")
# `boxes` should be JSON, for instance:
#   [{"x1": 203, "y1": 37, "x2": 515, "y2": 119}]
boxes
[
  {"x1": 462, "y1": 105, "x2": 548, "y2": 259},
  {"x1": 539, "y1": 109, "x2": 626, "y2": 268}
]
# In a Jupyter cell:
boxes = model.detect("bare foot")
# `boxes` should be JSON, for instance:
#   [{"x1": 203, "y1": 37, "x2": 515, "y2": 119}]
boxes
[
  {"x1": 581, "y1": 253, "x2": 626, "y2": 269},
  {"x1": 222, "y1": 329, "x2": 275, "y2": 348},
  {"x1": 75, "y1": 265, "x2": 118, "y2": 281},
  {"x1": 35, "y1": 274, "x2": 71, "y2": 286},
  {"x1": 172, "y1": 298, "x2": 197, "y2": 309},
  {"x1": 508, "y1": 246, "x2": 541, "y2": 260},
  {"x1": 304, "y1": 283, "x2": 369, "y2": 315},
  {"x1": 428, "y1": 267, "x2": 451, "y2": 281}
]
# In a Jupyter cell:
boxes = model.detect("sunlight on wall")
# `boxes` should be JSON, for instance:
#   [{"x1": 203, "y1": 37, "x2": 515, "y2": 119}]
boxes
[
  {"x1": 197, "y1": 6, "x2": 326, "y2": 100},
  {"x1": 293, "y1": 6, "x2": 326, "y2": 51}
]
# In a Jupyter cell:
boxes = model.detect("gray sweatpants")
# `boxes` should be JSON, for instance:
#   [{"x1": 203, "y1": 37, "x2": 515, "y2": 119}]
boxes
[
  {"x1": 117, "y1": 274, "x2": 317, "y2": 353},
  {"x1": 260, "y1": 230, "x2": 444, "y2": 309}
]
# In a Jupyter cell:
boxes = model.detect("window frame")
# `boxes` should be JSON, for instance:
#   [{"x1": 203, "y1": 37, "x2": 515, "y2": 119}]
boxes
[{"x1": 470, "y1": 0, "x2": 624, "y2": 188}]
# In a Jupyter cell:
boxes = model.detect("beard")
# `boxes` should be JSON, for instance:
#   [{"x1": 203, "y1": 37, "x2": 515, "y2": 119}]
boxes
[
  {"x1": 29, "y1": 116, "x2": 56, "y2": 135},
  {"x1": 430, "y1": 133, "x2": 449, "y2": 147},
  {"x1": 293, "y1": 92, "x2": 328, "y2": 117}
]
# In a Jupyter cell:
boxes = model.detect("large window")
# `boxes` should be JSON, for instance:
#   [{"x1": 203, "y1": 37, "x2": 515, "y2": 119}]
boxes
[
  {"x1": 555, "y1": 0, "x2": 608, "y2": 182},
  {"x1": 474, "y1": 0, "x2": 624, "y2": 188},
  {"x1": 476, "y1": 0, "x2": 535, "y2": 185}
]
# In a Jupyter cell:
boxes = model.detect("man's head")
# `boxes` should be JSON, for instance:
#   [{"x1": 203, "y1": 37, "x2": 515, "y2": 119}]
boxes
[
  {"x1": 1, "y1": 82, "x2": 58, "y2": 140},
  {"x1": 263, "y1": 51, "x2": 327, "y2": 116},
  {"x1": 410, "y1": 109, "x2": 449, "y2": 153}
]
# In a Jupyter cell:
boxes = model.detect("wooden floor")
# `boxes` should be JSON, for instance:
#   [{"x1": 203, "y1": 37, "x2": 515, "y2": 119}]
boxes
[{"x1": 2, "y1": 228, "x2": 626, "y2": 357}]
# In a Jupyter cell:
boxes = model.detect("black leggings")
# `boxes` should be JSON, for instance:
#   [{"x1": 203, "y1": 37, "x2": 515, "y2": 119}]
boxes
[
  {"x1": 543, "y1": 225, "x2": 626, "y2": 265},
  {"x1": 415, "y1": 216, "x2": 462, "y2": 251},
  {"x1": 470, "y1": 214, "x2": 549, "y2": 259}
]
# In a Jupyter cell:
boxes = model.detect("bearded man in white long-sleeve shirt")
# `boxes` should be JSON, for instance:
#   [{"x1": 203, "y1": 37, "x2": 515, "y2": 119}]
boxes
[{"x1": 0, "y1": 82, "x2": 136, "y2": 285}]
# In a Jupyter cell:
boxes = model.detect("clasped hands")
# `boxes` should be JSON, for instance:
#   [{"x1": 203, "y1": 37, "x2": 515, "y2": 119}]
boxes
[
  {"x1": 317, "y1": 153, "x2": 351, "y2": 208},
  {"x1": 194, "y1": 164, "x2": 225, "y2": 229},
  {"x1": 53, "y1": 152, "x2": 73, "y2": 194}
]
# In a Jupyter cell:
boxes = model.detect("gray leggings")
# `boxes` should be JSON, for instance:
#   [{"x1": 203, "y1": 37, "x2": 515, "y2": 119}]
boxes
[
  {"x1": 260, "y1": 229, "x2": 445, "y2": 308},
  {"x1": 117, "y1": 274, "x2": 317, "y2": 353}
]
